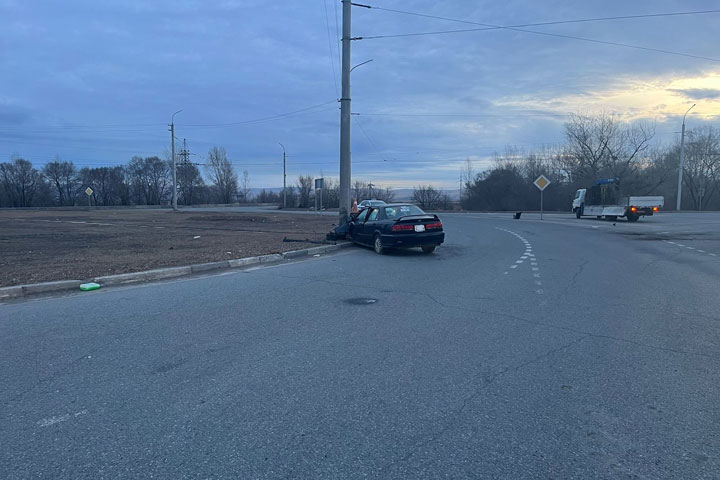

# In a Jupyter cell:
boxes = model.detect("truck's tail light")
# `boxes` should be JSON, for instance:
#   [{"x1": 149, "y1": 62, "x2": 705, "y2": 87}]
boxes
[
  {"x1": 392, "y1": 224, "x2": 414, "y2": 231},
  {"x1": 631, "y1": 207, "x2": 637, "y2": 212},
  {"x1": 425, "y1": 222, "x2": 443, "y2": 230},
  {"x1": 653, "y1": 206, "x2": 659, "y2": 212}
]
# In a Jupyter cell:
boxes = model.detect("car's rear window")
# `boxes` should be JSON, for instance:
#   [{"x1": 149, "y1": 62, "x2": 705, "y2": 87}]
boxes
[{"x1": 385, "y1": 205, "x2": 425, "y2": 219}]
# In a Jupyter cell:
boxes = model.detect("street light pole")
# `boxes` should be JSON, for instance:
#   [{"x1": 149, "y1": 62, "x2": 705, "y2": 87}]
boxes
[
  {"x1": 676, "y1": 103, "x2": 696, "y2": 211},
  {"x1": 339, "y1": 0, "x2": 352, "y2": 224},
  {"x1": 279, "y1": 143, "x2": 286, "y2": 208},
  {"x1": 169, "y1": 110, "x2": 182, "y2": 211}
]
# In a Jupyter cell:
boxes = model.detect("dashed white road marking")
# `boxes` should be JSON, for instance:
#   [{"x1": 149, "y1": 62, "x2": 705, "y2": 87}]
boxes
[
  {"x1": 37, "y1": 410, "x2": 88, "y2": 427},
  {"x1": 663, "y1": 240, "x2": 717, "y2": 259},
  {"x1": 496, "y1": 227, "x2": 543, "y2": 295}
]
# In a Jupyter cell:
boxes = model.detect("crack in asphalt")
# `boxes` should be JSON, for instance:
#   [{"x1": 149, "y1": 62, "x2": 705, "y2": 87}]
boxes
[{"x1": 378, "y1": 334, "x2": 590, "y2": 474}]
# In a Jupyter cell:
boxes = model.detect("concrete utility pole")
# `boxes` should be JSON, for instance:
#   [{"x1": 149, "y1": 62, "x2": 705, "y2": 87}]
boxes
[
  {"x1": 279, "y1": 143, "x2": 287, "y2": 208},
  {"x1": 676, "y1": 103, "x2": 696, "y2": 211},
  {"x1": 170, "y1": 110, "x2": 182, "y2": 211},
  {"x1": 339, "y1": 0, "x2": 352, "y2": 223}
]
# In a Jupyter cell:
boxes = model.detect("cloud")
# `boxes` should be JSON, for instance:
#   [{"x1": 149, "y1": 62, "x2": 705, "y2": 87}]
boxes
[{"x1": 668, "y1": 88, "x2": 720, "y2": 100}]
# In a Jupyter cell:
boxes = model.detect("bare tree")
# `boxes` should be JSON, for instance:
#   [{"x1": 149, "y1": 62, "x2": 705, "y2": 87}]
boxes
[
  {"x1": 43, "y1": 157, "x2": 79, "y2": 205},
  {"x1": 374, "y1": 187, "x2": 395, "y2": 203},
  {"x1": 352, "y1": 180, "x2": 370, "y2": 202},
  {"x1": 177, "y1": 160, "x2": 204, "y2": 205},
  {"x1": 0, "y1": 157, "x2": 42, "y2": 207},
  {"x1": 240, "y1": 170, "x2": 251, "y2": 202},
  {"x1": 413, "y1": 185, "x2": 443, "y2": 210},
  {"x1": 206, "y1": 146, "x2": 238, "y2": 204},
  {"x1": 296, "y1": 175, "x2": 313, "y2": 208},
  {"x1": 563, "y1": 113, "x2": 619, "y2": 182},
  {"x1": 127, "y1": 156, "x2": 171, "y2": 205}
]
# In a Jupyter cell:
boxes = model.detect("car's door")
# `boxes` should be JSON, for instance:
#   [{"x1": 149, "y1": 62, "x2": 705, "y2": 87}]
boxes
[
  {"x1": 350, "y1": 208, "x2": 371, "y2": 243},
  {"x1": 358, "y1": 208, "x2": 380, "y2": 245}
]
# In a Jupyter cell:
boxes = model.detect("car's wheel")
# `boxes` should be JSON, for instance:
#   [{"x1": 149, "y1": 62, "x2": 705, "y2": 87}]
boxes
[
  {"x1": 373, "y1": 234, "x2": 385, "y2": 255},
  {"x1": 627, "y1": 213, "x2": 640, "y2": 222},
  {"x1": 421, "y1": 245, "x2": 436, "y2": 254},
  {"x1": 575, "y1": 205, "x2": 583, "y2": 218}
]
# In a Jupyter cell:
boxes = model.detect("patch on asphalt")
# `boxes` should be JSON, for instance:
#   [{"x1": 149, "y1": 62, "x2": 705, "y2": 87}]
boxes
[{"x1": 344, "y1": 298, "x2": 378, "y2": 305}]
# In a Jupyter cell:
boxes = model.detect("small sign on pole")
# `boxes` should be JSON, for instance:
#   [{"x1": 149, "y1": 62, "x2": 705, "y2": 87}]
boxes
[
  {"x1": 533, "y1": 175, "x2": 551, "y2": 220},
  {"x1": 85, "y1": 187, "x2": 94, "y2": 207}
]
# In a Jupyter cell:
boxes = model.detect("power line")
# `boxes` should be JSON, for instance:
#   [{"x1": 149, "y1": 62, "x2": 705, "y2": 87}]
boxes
[
  {"x1": 323, "y1": 0, "x2": 340, "y2": 99},
  {"x1": 352, "y1": 115, "x2": 390, "y2": 161},
  {"x1": 177, "y1": 101, "x2": 337, "y2": 128},
  {"x1": 366, "y1": 6, "x2": 720, "y2": 32},
  {"x1": 333, "y1": 0, "x2": 342, "y2": 69},
  {"x1": 357, "y1": 6, "x2": 720, "y2": 62}
]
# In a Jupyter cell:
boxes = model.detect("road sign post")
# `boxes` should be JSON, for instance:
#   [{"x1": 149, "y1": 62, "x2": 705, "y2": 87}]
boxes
[
  {"x1": 315, "y1": 178, "x2": 324, "y2": 213},
  {"x1": 85, "y1": 187, "x2": 94, "y2": 208},
  {"x1": 533, "y1": 175, "x2": 551, "y2": 220}
]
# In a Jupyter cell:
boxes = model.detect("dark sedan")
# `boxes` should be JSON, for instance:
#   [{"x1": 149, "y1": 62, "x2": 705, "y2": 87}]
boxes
[{"x1": 349, "y1": 204, "x2": 445, "y2": 254}]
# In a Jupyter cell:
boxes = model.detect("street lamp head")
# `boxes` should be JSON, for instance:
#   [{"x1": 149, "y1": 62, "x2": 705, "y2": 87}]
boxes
[
  {"x1": 278, "y1": 143, "x2": 286, "y2": 152},
  {"x1": 171, "y1": 109, "x2": 183, "y2": 123},
  {"x1": 683, "y1": 103, "x2": 696, "y2": 123}
]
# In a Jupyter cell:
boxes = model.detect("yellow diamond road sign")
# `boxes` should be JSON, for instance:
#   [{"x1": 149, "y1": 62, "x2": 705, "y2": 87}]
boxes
[
  {"x1": 534, "y1": 175, "x2": 550, "y2": 191},
  {"x1": 85, "y1": 187, "x2": 93, "y2": 196}
]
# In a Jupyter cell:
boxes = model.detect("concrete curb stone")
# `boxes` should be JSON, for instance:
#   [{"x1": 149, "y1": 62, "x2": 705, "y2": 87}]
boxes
[
  {"x1": 22, "y1": 280, "x2": 82, "y2": 296},
  {"x1": 282, "y1": 249, "x2": 309, "y2": 259},
  {"x1": 143, "y1": 266, "x2": 193, "y2": 280},
  {"x1": 190, "y1": 261, "x2": 231, "y2": 273},
  {"x1": 93, "y1": 272, "x2": 148, "y2": 285},
  {"x1": 0, "y1": 285, "x2": 24, "y2": 300},
  {"x1": 228, "y1": 257, "x2": 261, "y2": 268},
  {"x1": 2, "y1": 241, "x2": 355, "y2": 300}
]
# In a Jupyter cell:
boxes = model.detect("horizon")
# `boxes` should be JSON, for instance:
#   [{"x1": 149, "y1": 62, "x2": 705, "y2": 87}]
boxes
[{"x1": 2, "y1": 1, "x2": 720, "y2": 189}]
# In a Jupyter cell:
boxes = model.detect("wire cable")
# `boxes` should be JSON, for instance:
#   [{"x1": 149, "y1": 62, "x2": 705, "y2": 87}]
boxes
[
  {"x1": 323, "y1": 0, "x2": 340, "y2": 99},
  {"x1": 178, "y1": 101, "x2": 337, "y2": 128},
  {"x1": 357, "y1": 6, "x2": 720, "y2": 62}
]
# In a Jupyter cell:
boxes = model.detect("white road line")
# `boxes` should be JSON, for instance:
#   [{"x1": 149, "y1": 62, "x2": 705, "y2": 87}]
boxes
[{"x1": 37, "y1": 410, "x2": 87, "y2": 427}]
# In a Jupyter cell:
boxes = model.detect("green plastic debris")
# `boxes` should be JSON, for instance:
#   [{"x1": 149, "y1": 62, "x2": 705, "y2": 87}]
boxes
[{"x1": 80, "y1": 282, "x2": 101, "y2": 291}]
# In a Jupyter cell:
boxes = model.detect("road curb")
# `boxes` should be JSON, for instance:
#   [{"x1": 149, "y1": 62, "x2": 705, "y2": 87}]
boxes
[{"x1": 0, "y1": 241, "x2": 354, "y2": 300}]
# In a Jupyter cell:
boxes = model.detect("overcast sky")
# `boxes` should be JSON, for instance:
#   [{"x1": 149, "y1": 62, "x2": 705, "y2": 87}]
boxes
[{"x1": 2, "y1": 0, "x2": 719, "y2": 188}]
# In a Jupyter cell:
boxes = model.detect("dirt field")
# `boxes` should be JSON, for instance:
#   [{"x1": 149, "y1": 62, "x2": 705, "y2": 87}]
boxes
[{"x1": 0, "y1": 208, "x2": 338, "y2": 287}]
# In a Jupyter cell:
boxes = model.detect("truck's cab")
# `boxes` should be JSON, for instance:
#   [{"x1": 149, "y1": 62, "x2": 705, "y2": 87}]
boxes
[{"x1": 572, "y1": 189, "x2": 586, "y2": 216}]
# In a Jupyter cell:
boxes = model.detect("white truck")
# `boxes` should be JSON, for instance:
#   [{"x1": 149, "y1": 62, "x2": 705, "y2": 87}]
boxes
[{"x1": 572, "y1": 179, "x2": 664, "y2": 222}]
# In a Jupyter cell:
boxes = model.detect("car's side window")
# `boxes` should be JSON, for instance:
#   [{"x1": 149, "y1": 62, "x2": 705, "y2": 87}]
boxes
[{"x1": 368, "y1": 209, "x2": 379, "y2": 221}]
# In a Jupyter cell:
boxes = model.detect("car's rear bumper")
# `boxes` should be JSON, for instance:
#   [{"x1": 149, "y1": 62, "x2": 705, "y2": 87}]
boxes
[{"x1": 381, "y1": 231, "x2": 445, "y2": 248}]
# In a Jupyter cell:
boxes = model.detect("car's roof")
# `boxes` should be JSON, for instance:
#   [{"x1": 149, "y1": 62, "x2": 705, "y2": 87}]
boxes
[{"x1": 383, "y1": 203, "x2": 419, "y2": 207}]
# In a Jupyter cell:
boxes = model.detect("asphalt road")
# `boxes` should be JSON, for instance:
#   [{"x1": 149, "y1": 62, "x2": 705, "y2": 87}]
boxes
[{"x1": 2, "y1": 212, "x2": 719, "y2": 479}]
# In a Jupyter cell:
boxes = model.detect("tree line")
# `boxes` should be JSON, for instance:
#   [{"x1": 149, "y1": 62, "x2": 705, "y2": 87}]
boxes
[
  {"x1": 0, "y1": 146, "x2": 244, "y2": 208},
  {"x1": 460, "y1": 114, "x2": 720, "y2": 211},
  {"x1": 3, "y1": 113, "x2": 717, "y2": 210}
]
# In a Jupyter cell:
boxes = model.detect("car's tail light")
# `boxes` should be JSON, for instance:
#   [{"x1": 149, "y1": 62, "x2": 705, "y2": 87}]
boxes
[
  {"x1": 630, "y1": 207, "x2": 637, "y2": 212},
  {"x1": 392, "y1": 224, "x2": 414, "y2": 231},
  {"x1": 425, "y1": 222, "x2": 443, "y2": 230},
  {"x1": 653, "y1": 206, "x2": 659, "y2": 212}
]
